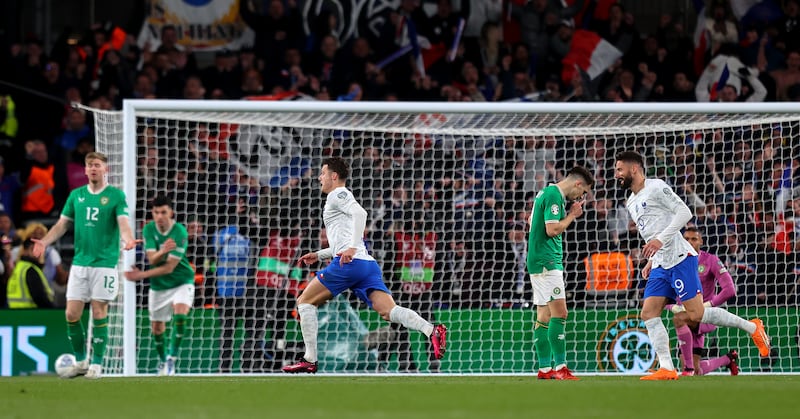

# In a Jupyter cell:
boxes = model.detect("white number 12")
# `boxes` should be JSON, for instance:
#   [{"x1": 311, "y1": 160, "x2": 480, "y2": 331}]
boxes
[{"x1": 86, "y1": 207, "x2": 99, "y2": 221}]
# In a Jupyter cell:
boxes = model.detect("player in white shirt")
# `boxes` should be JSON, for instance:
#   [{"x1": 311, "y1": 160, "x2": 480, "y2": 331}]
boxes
[
  {"x1": 282, "y1": 157, "x2": 447, "y2": 373},
  {"x1": 614, "y1": 151, "x2": 770, "y2": 380}
]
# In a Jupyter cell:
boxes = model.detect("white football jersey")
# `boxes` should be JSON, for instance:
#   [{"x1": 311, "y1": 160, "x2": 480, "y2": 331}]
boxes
[
  {"x1": 625, "y1": 179, "x2": 696, "y2": 269},
  {"x1": 323, "y1": 186, "x2": 374, "y2": 261}
]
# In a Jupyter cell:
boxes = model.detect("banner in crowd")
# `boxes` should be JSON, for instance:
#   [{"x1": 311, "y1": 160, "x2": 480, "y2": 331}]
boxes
[{"x1": 137, "y1": 0, "x2": 254, "y2": 51}]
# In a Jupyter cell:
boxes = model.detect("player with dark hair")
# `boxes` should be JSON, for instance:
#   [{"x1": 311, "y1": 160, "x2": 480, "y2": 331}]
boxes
[
  {"x1": 614, "y1": 151, "x2": 769, "y2": 380},
  {"x1": 283, "y1": 157, "x2": 447, "y2": 373},
  {"x1": 528, "y1": 166, "x2": 595, "y2": 380},
  {"x1": 125, "y1": 194, "x2": 195, "y2": 376}
]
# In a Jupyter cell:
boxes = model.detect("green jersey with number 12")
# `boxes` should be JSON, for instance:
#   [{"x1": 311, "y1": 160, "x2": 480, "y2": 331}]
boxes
[{"x1": 61, "y1": 184, "x2": 129, "y2": 268}]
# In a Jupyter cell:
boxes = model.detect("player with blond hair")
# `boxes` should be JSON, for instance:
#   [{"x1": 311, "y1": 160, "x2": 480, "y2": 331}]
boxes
[{"x1": 32, "y1": 152, "x2": 137, "y2": 379}]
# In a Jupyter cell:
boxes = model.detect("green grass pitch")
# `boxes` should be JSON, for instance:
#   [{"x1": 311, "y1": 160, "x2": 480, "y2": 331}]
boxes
[{"x1": 1, "y1": 375, "x2": 798, "y2": 419}]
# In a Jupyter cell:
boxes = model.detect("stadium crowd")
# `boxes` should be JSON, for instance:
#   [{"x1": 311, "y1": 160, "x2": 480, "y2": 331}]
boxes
[{"x1": 0, "y1": 0, "x2": 798, "y2": 324}]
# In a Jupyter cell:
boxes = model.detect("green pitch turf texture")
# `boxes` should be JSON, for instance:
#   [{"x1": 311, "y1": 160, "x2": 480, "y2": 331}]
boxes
[{"x1": 1, "y1": 375, "x2": 798, "y2": 418}]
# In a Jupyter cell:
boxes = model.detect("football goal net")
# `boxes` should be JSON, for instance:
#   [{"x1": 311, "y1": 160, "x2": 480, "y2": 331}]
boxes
[{"x1": 83, "y1": 100, "x2": 799, "y2": 376}]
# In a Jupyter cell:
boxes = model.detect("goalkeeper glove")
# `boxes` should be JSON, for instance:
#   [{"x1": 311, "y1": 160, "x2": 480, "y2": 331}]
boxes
[
  {"x1": 670, "y1": 304, "x2": 686, "y2": 314},
  {"x1": 703, "y1": 301, "x2": 712, "y2": 308}
]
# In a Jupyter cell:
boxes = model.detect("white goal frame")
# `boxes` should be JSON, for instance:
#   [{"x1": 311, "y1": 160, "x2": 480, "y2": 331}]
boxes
[{"x1": 117, "y1": 100, "x2": 800, "y2": 376}]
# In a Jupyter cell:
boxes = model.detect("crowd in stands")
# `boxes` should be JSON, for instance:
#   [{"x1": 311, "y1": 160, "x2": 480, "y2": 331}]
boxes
[{"x1": 0, "y1": 0, "x2": 798, "y2": 317}]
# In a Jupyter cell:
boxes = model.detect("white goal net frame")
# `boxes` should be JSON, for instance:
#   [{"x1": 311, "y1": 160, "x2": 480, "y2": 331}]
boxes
[{"x1": 84, "y1": 100, "x2": 799, "y2": 376}]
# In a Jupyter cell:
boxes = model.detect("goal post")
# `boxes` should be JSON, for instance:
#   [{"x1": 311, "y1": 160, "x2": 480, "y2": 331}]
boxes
[{"x1": 84, "y1": 100, "x2": 800, "y2": 375}]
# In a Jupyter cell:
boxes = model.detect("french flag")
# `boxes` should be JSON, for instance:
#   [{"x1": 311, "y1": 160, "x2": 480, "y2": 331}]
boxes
[
  {"x1": 405, "y1": 18, "x2": 446, "y2": 78},
  {"x1": 561, "y1": 29, "x2": 622, "y2": 84},
  {"x1": 692, "y1": 0, "x2": 709, "y2": 76},
  {"x1": 710, "y1": 63, "x2": 730, "y2": 100},
  {"x1": 730, "y1": 0, "x2": 783, "y2": 29}
]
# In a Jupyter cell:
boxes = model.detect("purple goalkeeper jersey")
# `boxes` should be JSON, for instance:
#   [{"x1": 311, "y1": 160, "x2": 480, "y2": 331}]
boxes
[{"x1": 697, "y1": 250, "x2": 736, "y2": 307}]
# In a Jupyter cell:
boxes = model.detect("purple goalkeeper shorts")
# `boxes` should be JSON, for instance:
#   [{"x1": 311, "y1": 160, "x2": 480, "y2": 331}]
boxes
[
  {"x1": 316, "y1": 257, "x2": 391, "y2": 308},
  {"x1": 693, "y1": 323, "x2": 718, "y2": 348}
]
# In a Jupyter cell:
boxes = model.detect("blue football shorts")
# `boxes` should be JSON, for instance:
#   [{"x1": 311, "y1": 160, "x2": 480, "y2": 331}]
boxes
[
  {"x1": 644, "y1": 255, "x2": 702, "y2": 301},
  {"x1": 316, "y1": 257, "x2": 392, "y2": 308}
]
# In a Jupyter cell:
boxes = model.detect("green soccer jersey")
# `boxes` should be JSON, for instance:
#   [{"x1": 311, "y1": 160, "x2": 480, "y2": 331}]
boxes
[
  {"x1": 62, "y1": 185, "x2": 129, "y2": 268},
  {"x1": 526, "y1": 184, "x2": 566, "y2": 274},
  {"x1": 142, "y1": 221, "x2": 196, "y2": 291}
]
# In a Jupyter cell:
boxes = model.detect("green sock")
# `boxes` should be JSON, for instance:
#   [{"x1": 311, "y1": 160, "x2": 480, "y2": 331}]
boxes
[
  {"x1": 170, "y1": 314, "x2": 187, "y2": 357},
  {"x1": 67, "y1": 320, "x2": 87, "y2": 362},
  {"x1": 549, "y1": 317, "x2": 567, "y2": 368},
  {"x1": 90, "y1": 318, "x2": 109, "y2": 365},
  {"x1": 534, "y1": 321, "x2": 552, "y2": 370},
  {"x1": 153, "y1": 332, "x2": 166, "y2": 362}
]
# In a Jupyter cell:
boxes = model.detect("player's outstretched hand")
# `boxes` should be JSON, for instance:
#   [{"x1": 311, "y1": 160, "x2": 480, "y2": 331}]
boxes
[
  {"x1": 123, "y1": 239, "x2": 142, "y2": 251},
  {"x1": 297, "y1": 252, "x2": 319, "y2": 266},
  {"x1": 124, "y1": 266, "x2": 145, "y2": 281},
  {"x1": 30, "y1": 238, "x2": 47, "y2": 258}
]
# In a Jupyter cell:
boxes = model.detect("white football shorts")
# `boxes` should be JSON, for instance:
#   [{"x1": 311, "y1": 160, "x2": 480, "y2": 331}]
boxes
[
  {"x1": 148, "y1": 284, "x2": 195, "y2": 322},
  {"x1": 66, "y1": 266, "x2": 120, "y2": 302},
  {"x1": 530, "y1": 269, "x2": 566, "y2": 305}
]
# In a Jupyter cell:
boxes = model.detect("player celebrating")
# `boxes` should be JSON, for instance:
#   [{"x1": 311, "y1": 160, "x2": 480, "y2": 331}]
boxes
[
  {"x1": 671, "y1": 227, "x2": 739, "y2": 376},
  {"x1": 124, "y1": 194, "x2": 195, "y2": 376},
  {"x1": 528, "y1": 166, "x2": 595, "y2": 380},
  {"x1": 614, "y1": 151, "x2": 770, "y2": 380},
  {"x1": 283, "y1": 157, "x2": 447, "y2": 373},
  {"x1": 32, "y1": 152, "x2": 137, "y2": 379}
]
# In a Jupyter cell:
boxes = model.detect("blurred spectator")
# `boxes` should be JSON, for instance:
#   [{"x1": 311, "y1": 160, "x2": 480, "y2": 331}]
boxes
[
  {"x1": 239, "y1": 0, "x2": 304, "y2": 66},
  {"x1": 0, "y1": 212, "x2": 17, "y2": 244},
  {"x1": 66, "y1": 137, "x2": 95, "y2": 192},
  {"x1": 201, "y1": 49, "x2": 239, "y2": 99},
  {"x1": 213, "y1": 210, "x2": 254, "y2": 373},
  {"x1": 184, "y1": 216, "x2": 215, "y2": 309},
  {"x1": 705, "y1": 1, "x2": 739, "y2": 56},
  {"x1": 19, "y1": 140, "x2": 60, "y2": 222},
  {"x1": 255, "y1": 223, "x2": 303, "y2": 370},
  {"x1": 769, "y1": 50, "x2": 800, "y2": 101},
  {"x1": 380, "y1": 217, "x2": 441, "y2": 372},
  {"x1": 5, "y1": 237, "x2": 54, "y2": 309},
  {"x1": 0, "y1": 157, "x2": 20, "y2": 219},
  {"x1": 13, "y1": 222, "x2": 68, "y2": 307},
  {"x1": 775, "y1": 0, "x2": 800, "y2": 54},
  {"x1": 696, "y1": 46, "x2": 767, "y2": 102}
]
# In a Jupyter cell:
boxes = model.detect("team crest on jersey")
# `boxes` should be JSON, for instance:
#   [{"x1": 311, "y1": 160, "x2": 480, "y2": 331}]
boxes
[
  {"x1": 100, "y1": 197, "x2": 109, "y2": 205},
  {"x1": 337, "y1": 191, "x2": 348, "y2": 200},
  {"x1": 698, "y1": 265, "x2": 706, "y2": 273},
  {"x1": 550, "y1": 204, "x2": 559, "y2": 215}
]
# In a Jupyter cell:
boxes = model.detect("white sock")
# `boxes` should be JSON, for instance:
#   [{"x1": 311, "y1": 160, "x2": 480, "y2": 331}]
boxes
[
  {"x1": 389, "y1": 306, "x2": 434, "y2": 336},
  {"x1": 644, "y1": 317, "x2": 674, "y2": 370},
  {"x1": 701, "y1": 307, "x2": 756, "y2": 334},
  {"x1": 297, "y1": 304, "x2": 319, "y2": 363}
]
